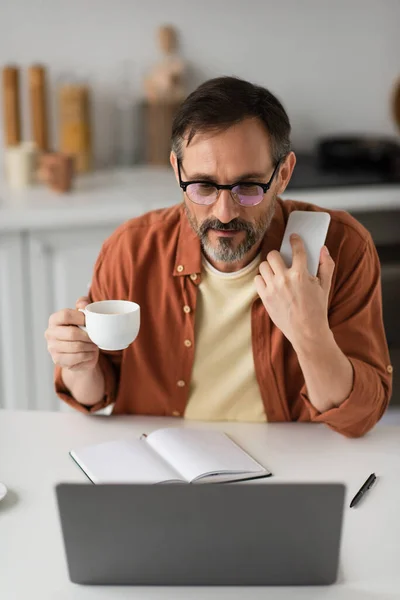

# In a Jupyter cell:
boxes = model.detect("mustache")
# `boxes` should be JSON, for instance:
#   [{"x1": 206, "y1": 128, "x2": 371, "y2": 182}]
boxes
[{"x1": 199, "y1": 218, "x2": 254, "y2": 236}]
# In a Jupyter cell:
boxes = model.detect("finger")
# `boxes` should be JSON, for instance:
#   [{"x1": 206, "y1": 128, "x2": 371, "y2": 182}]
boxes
[
  {"x1": 48, "y1": 308, "x2": 85, "y2": 328},
  {"x1": 258, "y1": 260, "x2": 274, "y2": 285},
  {"x1": 290, "y1": 234, "x2": 308, "y2": 271},
  {"x1": 52, "y1": 352, "x2": 96, "y2": 368},
  {"x1": 48, "y1": 340, "x2": 97, "y2": 354},
  {"x1": 267, "y1": 250, "x2": 287, "y2": 275},
  {"x1": 46, "y1": 325, "x2": 92, "y2": 343},
  {"x1": 254, "y1": 274, "x2": 267, "y2": 297},
  {"x1": 317, "y1": 245, "x2": 335, "y2": 293},
  {"x1": 67, "y1": 359, "x2": 98, "y2": 372},
  {"x1": 318, "y1": 244, "x2": 331, "y2": 266},
  {"x1": 76, "y1": 296, "x2": 90, "y2": 309}
]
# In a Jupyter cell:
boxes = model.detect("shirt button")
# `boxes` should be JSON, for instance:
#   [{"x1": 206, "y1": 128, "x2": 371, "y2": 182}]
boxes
[
  {"x1": 184, "y1": 339, "x2": 192, "y2": 348},
  {"x1": 177, "y1": 380, "x2": 186, "y2": 387},
  {"x1": 190, "y1": 273, "x2": 198, "y2": 281},
  {"x1": 387, "y1": 365, "x2": 393, "y2": 374},
  {"x1": 183, "y1": 305, "x2": 191, "y2": 314},
  {"x1": 177, "y1": 265, "x2": 184, "y2": 273},
  {"x1": 172, "y1": 410, "x2": 181, "y2": 417}
]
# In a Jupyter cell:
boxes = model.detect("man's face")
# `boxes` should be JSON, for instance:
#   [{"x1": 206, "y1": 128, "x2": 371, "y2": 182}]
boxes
[{"x1": 171, "y1": 118, "x2": 292, "y2": 270}]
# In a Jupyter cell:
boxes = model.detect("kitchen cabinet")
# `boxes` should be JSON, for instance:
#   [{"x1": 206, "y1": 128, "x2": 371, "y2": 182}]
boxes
[{"x1": 0, "y1": 234, "x2": 30, "y2": 409}]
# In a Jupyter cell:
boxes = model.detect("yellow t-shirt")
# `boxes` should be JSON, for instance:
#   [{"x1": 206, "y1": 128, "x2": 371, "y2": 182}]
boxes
[{"x1": 184, "y1": 253, "x2": 266, "y2": 422}]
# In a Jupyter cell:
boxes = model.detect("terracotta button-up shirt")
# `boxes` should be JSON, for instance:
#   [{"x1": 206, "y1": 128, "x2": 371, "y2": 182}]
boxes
[{"x1": 55, "y1": 198, "x2": 393, "y2": 437}]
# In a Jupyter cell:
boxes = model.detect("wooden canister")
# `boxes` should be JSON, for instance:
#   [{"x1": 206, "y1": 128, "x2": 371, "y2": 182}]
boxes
[
  {"x1": 144, "y1": 100, "x2": 181, "y2": 166},
  {"x1": 2, "y1": 66, "x2": 21, "y2": 146},
  {"x1": 28, "y1": 64, "x2": 48, "y2": 151},
  {"x1": 58, "y1": 84, "x2": 92, "y2": 173}
]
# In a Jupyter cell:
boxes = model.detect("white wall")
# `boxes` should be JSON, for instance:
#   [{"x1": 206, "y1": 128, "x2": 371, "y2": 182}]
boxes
[{"x1": 1, "y1": 0, "x2": 399, "y2": 165}]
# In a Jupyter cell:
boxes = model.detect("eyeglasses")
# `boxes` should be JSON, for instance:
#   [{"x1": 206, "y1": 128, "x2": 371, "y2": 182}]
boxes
[{"x1": 177, "y1": 159, "x2": 281, "y2": 207}]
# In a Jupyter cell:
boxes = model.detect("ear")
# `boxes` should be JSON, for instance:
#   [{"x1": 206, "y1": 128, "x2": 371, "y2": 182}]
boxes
[
  {"x1": 170, "y1": 151, "x2": 179, "y2": 184},
  {"x1": 275, "y1": 151, "x2": 296, "y2": 196}
]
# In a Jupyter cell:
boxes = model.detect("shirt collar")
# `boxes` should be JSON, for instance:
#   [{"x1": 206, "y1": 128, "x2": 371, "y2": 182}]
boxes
[{"x1": 174, "y1": 199, "x2": 286, "y2": 278}]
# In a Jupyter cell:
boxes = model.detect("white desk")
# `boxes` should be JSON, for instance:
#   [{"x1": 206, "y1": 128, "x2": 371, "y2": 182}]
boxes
[{"x1": 1, "y1": 410, "x2": 400, "y2": 599}]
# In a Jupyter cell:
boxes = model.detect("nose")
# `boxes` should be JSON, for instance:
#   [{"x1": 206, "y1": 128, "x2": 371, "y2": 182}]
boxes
[{"x1": 211, "y1": 189, "x2": 240, "y2": 223}]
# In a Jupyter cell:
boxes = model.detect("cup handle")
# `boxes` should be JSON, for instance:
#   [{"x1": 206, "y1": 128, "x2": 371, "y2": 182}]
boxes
[{"x1": 78, "y1": 308, "x2": 88, "y2": 333}]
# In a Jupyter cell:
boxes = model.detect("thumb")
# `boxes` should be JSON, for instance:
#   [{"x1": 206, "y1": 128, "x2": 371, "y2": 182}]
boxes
[
  {"x1": 318, "y1": 246, "x2": 335, "y2": 293},
  {"x1": 75, "y1": 296, "x2": 90, "y2": 310}
]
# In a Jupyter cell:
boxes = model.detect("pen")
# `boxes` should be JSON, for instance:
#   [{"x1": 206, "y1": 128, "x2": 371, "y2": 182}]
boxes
[{"x1": 350, "y1": 473, "x2": 377, "y2": 508}]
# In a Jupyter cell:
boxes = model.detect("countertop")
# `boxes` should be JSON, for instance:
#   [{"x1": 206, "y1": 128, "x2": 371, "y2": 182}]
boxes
[{"x1": 0, "y1": 160, "x2": 400, "y2": 233}]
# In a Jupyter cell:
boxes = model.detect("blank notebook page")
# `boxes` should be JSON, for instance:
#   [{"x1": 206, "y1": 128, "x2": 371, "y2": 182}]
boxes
[
  {"x1": 70, "y1": 439, "x2": 181, "y2": 484},
  {"x1": 146, "y1": 428, "x2": 267, "y2": 483}
]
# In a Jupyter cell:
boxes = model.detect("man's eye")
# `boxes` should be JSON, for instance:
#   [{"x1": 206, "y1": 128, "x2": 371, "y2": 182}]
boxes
[
  {"x1": 197, "y1": 183, "x2": 215, "y2": 195},
  {"x1": 236, "y1": 183, "x2": 260, "y2": 195}
]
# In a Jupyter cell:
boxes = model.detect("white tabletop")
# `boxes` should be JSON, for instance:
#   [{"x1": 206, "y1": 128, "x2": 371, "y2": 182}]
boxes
[{"x1": 1, "y1": 410, "x2": 400, "y2": 599}]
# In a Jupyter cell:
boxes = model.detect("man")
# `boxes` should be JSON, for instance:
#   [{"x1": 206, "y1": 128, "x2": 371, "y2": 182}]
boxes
[{"x1": 46, "y1": 76, "x2": 392, "y2": 437}]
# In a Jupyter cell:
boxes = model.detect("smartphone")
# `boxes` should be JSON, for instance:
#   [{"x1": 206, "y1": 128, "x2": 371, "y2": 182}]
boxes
[{"x1": 279, "y1": 211, "x2": 331, "y2": 276}]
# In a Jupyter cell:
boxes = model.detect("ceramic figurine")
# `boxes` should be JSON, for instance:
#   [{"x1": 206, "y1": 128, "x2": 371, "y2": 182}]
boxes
[{"x1": 144, "y1": 25, "x2": 186, "y2": 103}]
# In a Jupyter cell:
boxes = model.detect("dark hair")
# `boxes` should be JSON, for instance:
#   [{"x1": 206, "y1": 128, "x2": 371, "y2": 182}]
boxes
[{"x1": 171, "y1": 76, "x2": 291, "y2": 165}]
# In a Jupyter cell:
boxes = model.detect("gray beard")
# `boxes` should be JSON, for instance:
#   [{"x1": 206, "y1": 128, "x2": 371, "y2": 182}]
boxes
[{"x1": 184, "y1": 196, "x2": 277, "y2": 264}]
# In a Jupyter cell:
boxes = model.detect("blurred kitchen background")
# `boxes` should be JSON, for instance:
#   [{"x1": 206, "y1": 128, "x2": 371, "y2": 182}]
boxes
[{"x1": 0, "y1": 0, "x2": 399, "y2": 415}]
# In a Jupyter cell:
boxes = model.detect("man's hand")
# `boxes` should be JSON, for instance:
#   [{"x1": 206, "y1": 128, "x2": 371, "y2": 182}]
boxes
[
  {"x1": 45, "y1": 296, "x2": 100, "y2": 372},
  {"x1": 254, "y1": 234, "x2": 335, "y2": 349}
]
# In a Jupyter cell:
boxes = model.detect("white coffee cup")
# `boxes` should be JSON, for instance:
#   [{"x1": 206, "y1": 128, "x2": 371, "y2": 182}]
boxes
[{"x1": 79, "y1": 300, "x2": 140, "y2": 351}]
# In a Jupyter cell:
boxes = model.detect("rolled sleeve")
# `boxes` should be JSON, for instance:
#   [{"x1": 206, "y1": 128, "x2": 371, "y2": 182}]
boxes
[
  {"x1": 54, "y1": 352, "x2": 118, "y2": 414},
  {"x1": 300, "y1": 232, "x2": 392, "y2": 437},
  {"x1": 301, "y1": 357, "x2": 392, "y2": 437}
]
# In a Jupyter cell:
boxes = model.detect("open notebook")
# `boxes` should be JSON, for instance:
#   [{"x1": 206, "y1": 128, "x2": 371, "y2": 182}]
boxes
[{"x1": 70, "y1": 428, "x2": 272, "y2": 484}]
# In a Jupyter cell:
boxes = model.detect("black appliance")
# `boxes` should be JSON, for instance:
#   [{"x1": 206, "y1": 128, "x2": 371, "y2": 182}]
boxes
[{"x1": 317, "y1": 136, "x2": 400, "y2": 176}]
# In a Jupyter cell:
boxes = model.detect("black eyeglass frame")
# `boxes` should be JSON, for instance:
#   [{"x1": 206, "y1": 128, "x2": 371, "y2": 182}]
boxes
[{"x1": 177, "y1": 158, "x2": 282, "y2": 205}]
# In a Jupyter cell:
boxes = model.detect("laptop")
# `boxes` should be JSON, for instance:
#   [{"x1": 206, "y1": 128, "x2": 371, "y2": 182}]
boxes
[{"x1": 55, "y1": 482, "x2": 345, "y2": 586}]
